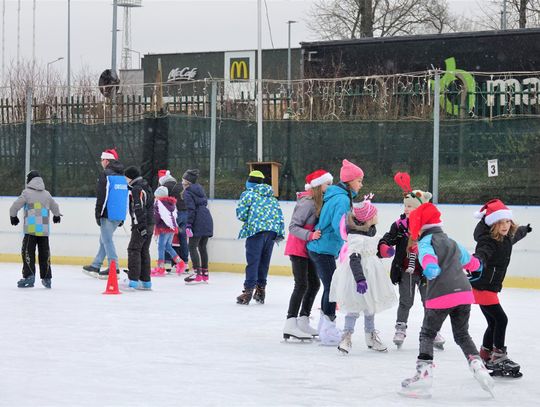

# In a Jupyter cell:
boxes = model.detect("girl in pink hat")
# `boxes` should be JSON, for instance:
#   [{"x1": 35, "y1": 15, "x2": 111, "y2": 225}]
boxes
[
  {"x1": 329, "y1": 195, "x2": 396, "y2": 354},
  {"x1": 307, "y1": 159, "x2": 364, "y2": 345},
  {"x1": 469, "y1": 199, "x2": 532, "y2": 378},
  {"x1": 283, "y1": 169, "x2": 333, "y2": 341}
]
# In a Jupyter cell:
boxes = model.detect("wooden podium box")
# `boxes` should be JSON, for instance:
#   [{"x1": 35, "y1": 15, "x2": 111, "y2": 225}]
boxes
[{"x1": 247, "y1": 161, "x2": 282, "y2": 197}]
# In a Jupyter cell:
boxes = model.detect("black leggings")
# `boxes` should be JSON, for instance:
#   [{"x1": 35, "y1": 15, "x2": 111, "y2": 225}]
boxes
[
  {"x1": 188, "y1": 236, "x2": 209, "y2": 270},
  {"x1": 22, "y1": 234, "x2": 51, "y2": 279},
  {"x1": 286, "y1": 255, "x2": 320, "y2": 319},
  {"x1": 480, "y1": 304, "x2": 508, "y2": 349}
]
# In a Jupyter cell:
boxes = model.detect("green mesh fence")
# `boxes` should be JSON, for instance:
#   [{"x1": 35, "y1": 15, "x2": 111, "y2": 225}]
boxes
[{"x1": 1, "y1": 115, "x2": 539, "y2": 204}]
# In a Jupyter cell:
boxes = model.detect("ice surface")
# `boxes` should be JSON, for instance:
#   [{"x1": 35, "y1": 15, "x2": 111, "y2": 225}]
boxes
[{"x1": 0, "y1": 263, "x2": 538, "y2": 406}]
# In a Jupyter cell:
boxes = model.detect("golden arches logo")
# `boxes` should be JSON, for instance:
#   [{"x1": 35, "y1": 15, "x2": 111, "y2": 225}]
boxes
[{"x1": 230, "y1": 59, "x2": 249, "y2": 81}]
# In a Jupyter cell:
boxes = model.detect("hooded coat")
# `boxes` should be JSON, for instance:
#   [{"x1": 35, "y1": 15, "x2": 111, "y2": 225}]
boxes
[{"x1": 183, "y1": 183, "x2": 213, "y2": 237}]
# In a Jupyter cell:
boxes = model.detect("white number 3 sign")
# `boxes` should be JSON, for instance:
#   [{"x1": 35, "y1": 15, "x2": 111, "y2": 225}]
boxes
[{"x1": 488, "y1": 159, "x2": 499, "y2": 177}]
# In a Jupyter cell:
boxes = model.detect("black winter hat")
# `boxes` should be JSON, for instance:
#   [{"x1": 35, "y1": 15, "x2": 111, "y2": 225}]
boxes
[
  {"x1": 26, "y1": 170, "x2": 40, "y2": 184},
  {"x1": 124, "y1": 166, "x2": 140, "y2": 180},
  {"x1": 182, "y1": 169, "x2": 199, "y2": 184}
]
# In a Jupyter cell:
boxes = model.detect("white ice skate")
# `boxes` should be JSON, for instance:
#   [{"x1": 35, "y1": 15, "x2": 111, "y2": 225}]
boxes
[
  {"x1": 399, "y1": 360, "x2": 433, "y2": 399},
  {"x1": 297, "y1": 315, "x2": 318, "y2": 337},
  {"x1": 318, "y1": 314, "x2": 342, "y2": 346},
  {"x1": 283, "y1": 318, "x2": 311, "y2": 342},
  {"x1": 393, "y1": 322, "x2": 406, "y2": 349},
  {"x1": 365, "y1": 330, "x2": 388, "y2": 352},
  {"x1": 338, "y1": 332, "x2": 352, "y2": 354},
  {"x1": 434, "y1": 331, "x2": 446, "y2": 350},
  {"x1": 469, "y1": 355, "x2": 495, "y2": 397}
]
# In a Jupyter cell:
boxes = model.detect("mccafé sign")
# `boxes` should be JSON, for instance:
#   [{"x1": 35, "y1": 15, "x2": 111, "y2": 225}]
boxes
[{"x1": 230, "y1": 58, "x2": 250, "y2": 81}]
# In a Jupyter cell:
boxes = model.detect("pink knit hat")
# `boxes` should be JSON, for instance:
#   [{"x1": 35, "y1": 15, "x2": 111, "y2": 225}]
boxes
[
  {"x1": 340, "y1": 159, "x2": 364, "y2": 182},
  {"x1": 353, "y1": 193, "x2": 377, "y2": 223}
]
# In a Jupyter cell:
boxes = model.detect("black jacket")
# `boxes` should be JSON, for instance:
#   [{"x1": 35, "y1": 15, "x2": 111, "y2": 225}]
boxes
[
  {"x1": 377, "y1": 214, "x2": 422, "y2": 285},
  {"x1": 128, "y1": 176, "x2": 154, "y2": 230},
  {"x1": 95, "y1": 160, "x2": 124, "y2": 221},
  {"x1": 471, "y1": 219, "x2": 529, "y2": 292},
  {"x1": 162, "y1": 179, "x2": 186, "y2": 211},
  {"x1": 184, "y1": 183, "x2": 213, "y2": 237}
]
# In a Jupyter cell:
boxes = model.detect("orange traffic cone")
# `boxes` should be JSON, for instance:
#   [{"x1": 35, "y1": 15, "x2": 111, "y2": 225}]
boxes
[{"x1": 102, "y1": 260, "x2": 121, "y2": 295}]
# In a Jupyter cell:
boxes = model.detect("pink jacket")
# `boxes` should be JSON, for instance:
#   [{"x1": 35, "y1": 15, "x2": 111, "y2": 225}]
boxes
[{"x1": 284, "y1": 192, "x2": 317, "y2": 258}]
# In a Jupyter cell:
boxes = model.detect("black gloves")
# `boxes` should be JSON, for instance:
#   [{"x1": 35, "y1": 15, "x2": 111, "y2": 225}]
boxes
[
  {"x1": 96, "y1": 217, "x2": 101, "y2": 226},
  {"x1": 526, "y1": 224, "x2": 532, "y2": 233},
  {"x1": 10, "y1": 216, "x2": 19, "y2": 226},
  {"x1": 53, "y1": 215, "x2": 61, "y2": 224},
  {"x1": 118, "y1": 221, "x2": 124, "y2": 227}
]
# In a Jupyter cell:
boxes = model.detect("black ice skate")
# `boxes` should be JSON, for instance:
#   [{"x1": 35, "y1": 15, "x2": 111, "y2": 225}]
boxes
[
  {"x1": 236, "y1": 288, "x2": 254, "y2": 305},
  {"x1": 487, "y1": 347, "x2": 522, "y2": 378},
  {"x1": 17, "y1": 275, "x2": 35, "y2": 288},
  {"x1": 253, "y1": 285, "x2": 266, "y2": 304}
]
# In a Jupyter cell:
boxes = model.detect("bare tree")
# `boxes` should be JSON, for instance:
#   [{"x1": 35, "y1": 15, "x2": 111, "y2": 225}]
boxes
[
  {"x1": 307, "y1": 0, "x2": 459, "y2": 40},
  {"x1": 476, "y1": 0, "x2": 540, "y2": 30}
]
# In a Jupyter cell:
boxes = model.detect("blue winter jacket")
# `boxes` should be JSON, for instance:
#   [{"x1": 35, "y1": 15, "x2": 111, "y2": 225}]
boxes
[
  {"x1": 183, "y1": 183, "x2": 214, "y2": 237},
  {"x1": 307, "y1": 183, "x2": 356, "y2": 257}
]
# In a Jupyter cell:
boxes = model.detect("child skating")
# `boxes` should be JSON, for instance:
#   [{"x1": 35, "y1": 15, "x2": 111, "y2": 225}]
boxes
[
  {"x1": 470, "y1": 199, "x2": 532, "y2": 378},
  {"x1": 399, "y1": 203, "x2": 494, "y2": 399},
  {"x1": 329, "y1": 195, "x2": 396, "y2": 354},
  {"x1": 9, "y1": 171, "x2": 61, "y2": 288}
]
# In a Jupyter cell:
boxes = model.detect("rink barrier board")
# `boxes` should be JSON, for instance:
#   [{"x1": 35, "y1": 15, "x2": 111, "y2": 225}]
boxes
[{"x1": 1, "y1": 253, "x2": 538, "y2": 290}]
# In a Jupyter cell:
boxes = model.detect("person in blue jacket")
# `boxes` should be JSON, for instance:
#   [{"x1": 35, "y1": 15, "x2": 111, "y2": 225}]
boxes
[
  {"x1": 82, "y1": 148, "x2": 128, "y2": 279},
  {"x1": 307, "y1": 159, "x2": 364, "y2": 345}
]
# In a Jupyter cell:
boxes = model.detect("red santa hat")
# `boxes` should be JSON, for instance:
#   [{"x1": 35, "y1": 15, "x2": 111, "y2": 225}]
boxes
[
  {"x1": 474, "y1": 199, "x2": 512, "y2": 226},
  {"x1": 304, "y1": 169, "x2": 333, "y2": 190},
  {"x1": 409, "y1": 203, "x2": 443, "y2": 240},
  {"x1": 100, "y1": 148, "x2": 118, "y2": 160},
  {"x1": 158, "y1": 169, "x2": 176, "y2": 185}
]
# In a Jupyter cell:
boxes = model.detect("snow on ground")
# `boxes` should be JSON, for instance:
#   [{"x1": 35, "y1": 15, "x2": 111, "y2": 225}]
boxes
[{"x1": 0, "y1": 263, "x2": 538, "y2": 407}]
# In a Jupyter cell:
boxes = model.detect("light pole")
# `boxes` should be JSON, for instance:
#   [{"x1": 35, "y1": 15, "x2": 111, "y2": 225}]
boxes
[
  {"x1": 257, "y1": 0, "x2": 263, "y2": 162},
  {"x1": 47, "y1": 57, "x2": 64, "y2": 95},
  {"x1": 112, "y1": 0, "x2": 118, "y2": 72},
  {"x1": 286, "y1": 20, "x2": 297, "y2": 99},
  {"x1": 67, "y1": 0, "x2": 71, "y2": 99},
  {"x1": 126, "y1": 48, "x2": 141, "y2": 69}
]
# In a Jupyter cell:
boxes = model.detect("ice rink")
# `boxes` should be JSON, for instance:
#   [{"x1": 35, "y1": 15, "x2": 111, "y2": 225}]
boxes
[{"x1": 0, "y1": 263, "x2": 538, "y2": 407}]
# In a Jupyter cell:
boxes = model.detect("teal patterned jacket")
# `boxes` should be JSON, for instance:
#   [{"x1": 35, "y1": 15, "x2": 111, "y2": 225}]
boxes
[{"x1": 236, "y1": 184, "x2": 285, "y2": 239}]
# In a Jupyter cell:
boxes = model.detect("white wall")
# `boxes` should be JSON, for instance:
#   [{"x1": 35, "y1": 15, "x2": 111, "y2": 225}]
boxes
[{"x1": 1, "y1": 197, "x2": 538, "y2": 279}]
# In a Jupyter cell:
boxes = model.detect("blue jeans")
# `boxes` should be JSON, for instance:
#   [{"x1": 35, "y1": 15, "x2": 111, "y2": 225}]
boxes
[
  {"x1": 244, "y1": 231, "x2": 277, "y2": 289},
  {"x1": 343, "y1": 313, "x2": 375, "y2": 334},
  {"x1": 91, "y1": 218, "x2": 121, "y2": 268},
  {"x1": 157, "y1": 232, "x2": 178, "y2": 262},
  {"x1": 308, "y1": 250, "x2": 336, "y2": 319}
]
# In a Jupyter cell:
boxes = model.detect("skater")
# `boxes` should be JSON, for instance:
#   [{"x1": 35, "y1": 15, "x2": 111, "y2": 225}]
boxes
[
  {"x1": 158, "y1": 169, "x2": 190, "y2": 274},
  {"x1": 83, "y1": 149, "x2": 128, "y2": 279},
  {"x1": 152, "y1": 186, "x2": 185, "y2": 277},
  {"x1": 307, "y1": 159, "x2": 364, "y2": 345},
  {"x1": 124, "y1": 166, "x2": 154, "y2": 290},
  {"x1": 9, "y1": 170, "x2": 61, "y2": 288},
  {"x1": 400, "y1": 203, "x2": 494, "y2": 399},
  {"x1": 235, "y1": 170, "x2": 285, "y2": 305},
  {"x1": 180, "y1": 169, "x2": 214, "y2": 284},
  {"x1": 470, "y1": 199, "x2": 532, "y2": 378},
  {"x1": 283, "y1": 169, "x2": 332, "y2": 341},
  {"x1": 378, "y1": 172, "x2": 445, "y2": 350},
  {"x1": 329, "y1": 195, "x2": 396, "y2": 354}
]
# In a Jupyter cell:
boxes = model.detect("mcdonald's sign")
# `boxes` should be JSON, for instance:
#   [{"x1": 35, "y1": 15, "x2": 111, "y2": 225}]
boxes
[{"x1": 230, "y1": 58, "x2": 250, "y2": 81}]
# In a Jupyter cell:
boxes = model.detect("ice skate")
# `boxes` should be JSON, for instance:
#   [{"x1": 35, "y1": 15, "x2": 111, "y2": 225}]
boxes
[
  {"x1": 185, "y1": 269, "x2": 204, "y2": 285},
  {"x1": 365, "y1": 330, "x2": 388, "y2": 352},
  {"x1": 137, "y1": 281, "x2": 152, "y2": 291},
  {"x1": 338, "y1": 332, "x2": 352, "y2": 354},
  {"x1": 17, "y1": 275, "x2": 35, "y2": 288},
  {"x1": 297, "y1": 315, "x2": 318, "y2": 337},
  {"x1": 82, "y1": 265, "x2": 99, "y2": 278},
  {"x1": 318, "y1": 314, "x2": 342, "y2": 346},
  {"x1": 282, "y1": 318, "x2": 312, "y2": 342},
  {"x1": 253, "y1": 285, "x2": 266, "y2": 304},
  {"x1": 469, "y1": 355, "x2": 495, "y2": 397},
  {"x1": 201, "y1": 268, "x2": 209, "y2": 283},
  {"x1": 175, "y1": 260, "x2": 186, "y2": 275},
  {"x1": 399, "y1": 359, "x2": 433, "y2": 399},
  {"x1": 41, "y1": 278, "x2": 52, "y2": 289},
  {"x1": 393, "y1": 322, "x2": 406, "y2": 349},
  {"x1": 479, "y1": 346, "x2": 492, "y2": 363},
  {"x1": 236, "y1": 287, "x2": 254, "y2": 305},
  {"x1": 434, "y1": 331, "x2": 445, "y2": 350},
  {"x1": 487, "y1": 347, "x2": 522, "y2": 378},
  {"x1": 98, "y1": 268, "x2": 117, "y2": 280},
  {"x1": 151, "y1": 261, "x2": 166, "y2": 277}
]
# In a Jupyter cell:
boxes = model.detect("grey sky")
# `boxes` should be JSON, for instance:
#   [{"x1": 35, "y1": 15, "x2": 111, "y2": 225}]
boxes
[{"x1": 1, "y1": 0, "x2": 492, "y2": 79}]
